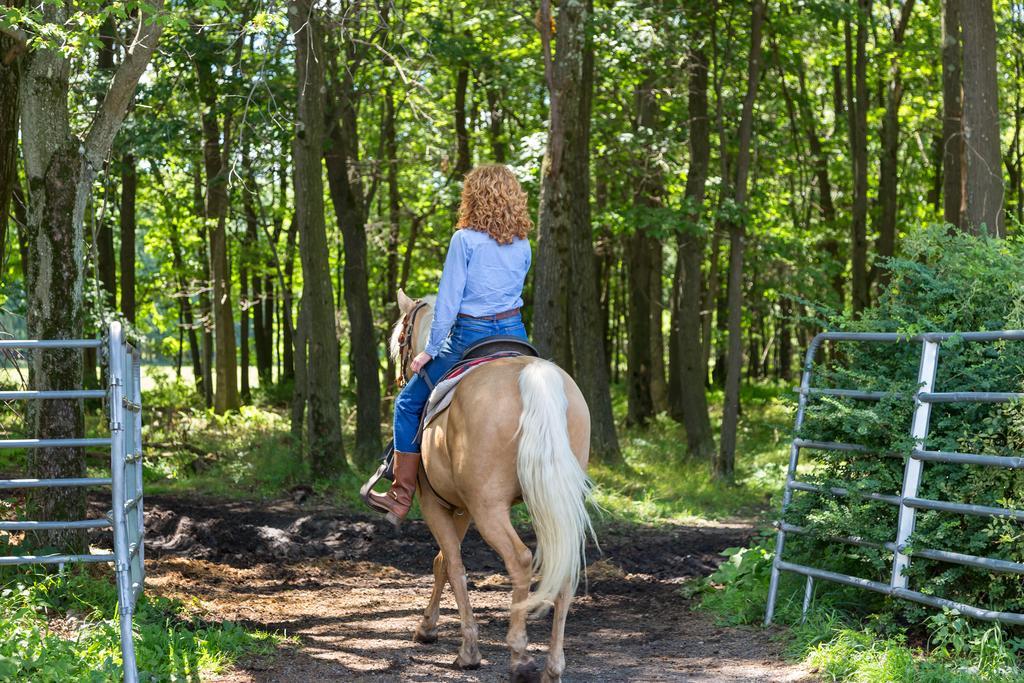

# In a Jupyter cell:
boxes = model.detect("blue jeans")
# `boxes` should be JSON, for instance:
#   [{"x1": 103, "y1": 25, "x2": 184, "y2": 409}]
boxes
[{"x1": 393, "y1": 313, "x2": 528, "y2": 453}]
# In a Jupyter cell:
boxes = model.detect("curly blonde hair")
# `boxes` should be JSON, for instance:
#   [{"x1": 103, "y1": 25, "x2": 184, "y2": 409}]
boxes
[{"x1": 456, "y1": 164, "x2": 533, "y2": 244}]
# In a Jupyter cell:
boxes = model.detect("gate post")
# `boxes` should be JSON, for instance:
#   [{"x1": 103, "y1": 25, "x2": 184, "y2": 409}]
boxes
[
  {"x1": 108, "y1": 322, "x2": 140, "y2": 683},
  {"x1": 890, "y1": 339, "x2": 940, "y2": 589}
]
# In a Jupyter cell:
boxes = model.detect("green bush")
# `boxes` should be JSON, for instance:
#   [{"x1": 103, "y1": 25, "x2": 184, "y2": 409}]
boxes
[
  {"x1": 702, "y1": 227, "x2": 1024, "y2": 681},
  {"x1": 787, "y1": 226, "x2": 1024, "y2": 624}
]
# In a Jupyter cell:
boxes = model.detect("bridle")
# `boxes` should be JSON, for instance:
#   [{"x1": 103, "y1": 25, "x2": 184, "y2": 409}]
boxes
[{"x1": 396, "y1": 300, "x2": 430, "y2": 388}]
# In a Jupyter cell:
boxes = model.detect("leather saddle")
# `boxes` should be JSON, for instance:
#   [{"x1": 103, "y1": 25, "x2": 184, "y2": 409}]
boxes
[
  {"x1": 370, "y1": 336, "x2": 539, "y2": 484},
  {"x1": 460, "y1": 335, "x2": 539, "y2": 361}
]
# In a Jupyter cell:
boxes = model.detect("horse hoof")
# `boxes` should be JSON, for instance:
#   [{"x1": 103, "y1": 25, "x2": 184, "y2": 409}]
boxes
[
  {"x1": 413, "y1": 629, "x2": 437, "y2": 644},
  {"x1": 511, "y1": 660, "x2": 542, "y2": 683},
  {"x1": 452, "y1": 655, "x2": 481, "y2": 670},
  {"x1": 541, "y1": 671, "x2": 562, "y2": 683}
]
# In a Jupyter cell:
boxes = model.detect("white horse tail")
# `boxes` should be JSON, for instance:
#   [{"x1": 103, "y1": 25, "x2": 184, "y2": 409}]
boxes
[{"x1": 515, "y1": 359, "x2": 596, "y2": 614}]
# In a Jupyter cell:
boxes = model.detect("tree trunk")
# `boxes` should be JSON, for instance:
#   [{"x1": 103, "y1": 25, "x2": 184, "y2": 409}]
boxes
[
  {"x1": 290, "y1": 0, "x2": 346, "y2": 476},
  {"x1": 324, "y1": 119, "x2": 383, "y2": 469},
  {"x1": 195, "y1": 32, "x2": 240, "y2": 413},
  {"x1": 1011, "y1": 59, "x2": 1024, "y2": 227},
  {"x1": 778, "y1": 289, "x2": 793, "y2": 382},
  {"x1": 198, "y1": 228, "x2": 214, "y2": 408},
  {"x1": 290, "y1": 299, "x2": 308, "y2": 443},
  {"x1": 323, "y1": 39, "x2": 383, "y2": 469},
  {"x1": 847, "y1": 0, "x2": 871, "y2": 314},
  {"x1": 670, "y1": 47, "x2": 715, "y2": 460},
  {"x1": 253, "y1": 168, "x2": 283, "y2": 386},
  {"x1": 282, "y1": 216, "x2": 297, "y2": 383},
  {"x1": 702, "y1": 226, "x2": 721, "y2": 380},
  {"x1": 119, "y1": 153, "x2": 137, "y2": 323},
  {"x1": 19, "y1": 0, "x2": 162, "y2": 551},
  {"x1": 625, "y1": 230, "x2": 655, "y2": 426},
  {"x1": 12, "y1": 184, "x2": 27, "y2": 281},
  {"x1": 961, "y1": 0, "x2": 1004, "y2": 236},
  {"x1": 239, "y1": 148, "x2": 259, "y2": 400},
  {"x1": 649, "y1": 244, "x2": 667, "y2": 413},
  {"x1": 384, "y1": 87, "x2": 401, "y2": 384},
  {"x1": 873, "y1": 0, "x2": 915, "y2": 287},
  {"x1": 791, "y1": 68, "x2": 845, "y2": 310},
  {"x1": 535, "y1": 0, "x2": 621, "y2": 464},
  {"x1": 625, "y1": 74, "x2": 662, "y2": 427},
  {"x1": 170, "y1": 229, "x2": 202, "y2": 392},
  {"x1": 716, "y1": 0, "x2": 765, "y2": 483},
  {"x1": 97, "y1": 204, "x2": 116, "y2": 309},
  {"x1": 251, "y1": 257, "x2": 270, "y2": 386},
  {"x1": 941, "y1": 0, "x2": 963, "y2": 229},
  {"x1": 0, "y1": 8, "x2": 21, "y2": 271},
  {"x1": 455, "y1": 62, "x2": 472, "y2": 174},
  {"x1": 486, "y1": 86, "x2": 508, "y2": 163}
]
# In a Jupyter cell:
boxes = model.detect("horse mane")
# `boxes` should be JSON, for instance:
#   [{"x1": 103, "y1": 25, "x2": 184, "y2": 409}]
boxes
[{"x1": 390, "y1": 296, "x2": 435, "y2": 362}]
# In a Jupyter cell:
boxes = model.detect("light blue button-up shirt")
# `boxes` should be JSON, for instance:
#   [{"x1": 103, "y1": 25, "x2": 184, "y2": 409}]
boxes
[{"x1": 424, "y1": 228, "x2": 531, "y2": 357}]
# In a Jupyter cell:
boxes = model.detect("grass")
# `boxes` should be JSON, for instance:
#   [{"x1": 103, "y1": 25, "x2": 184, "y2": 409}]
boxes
[
  {"x1": 592, "y1": 381, "x2": 793, "y2": 525},
  {"x1": 784, "y1": 611, "x2": 1024, "y2": 683},
  {"x1": 696, "y1": 528, "x2": 1024, "y2": 682},
  {"x1": 0, "y1": 565, "x2": 292, "y2": 682}
]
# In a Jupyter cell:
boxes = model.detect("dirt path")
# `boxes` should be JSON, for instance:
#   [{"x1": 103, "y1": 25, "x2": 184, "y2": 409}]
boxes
[{"x1": 124, "y1": 495, "x2": 815, "y2": 682}]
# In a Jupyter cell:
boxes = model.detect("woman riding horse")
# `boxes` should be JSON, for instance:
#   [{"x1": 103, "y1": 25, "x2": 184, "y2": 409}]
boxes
[
  {"x1": 365, "y1": 164, "x2": 595, "y2": 681},
  {"x1": 364, "y1": 163, "x2": 532, "y2": 525}
]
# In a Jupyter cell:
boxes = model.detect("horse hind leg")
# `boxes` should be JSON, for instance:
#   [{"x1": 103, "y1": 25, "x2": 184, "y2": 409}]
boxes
[
  {"x1": 542, "y1": 586, "x2": 573, "y2": 683},
  {"x1": 473, "y1": 510, "x2": 541, "y2": 683},
  {"x1": 414, "y1": 512, "x2": 470, "y2": 644},
  {"x1": 420, "y1": 497, "x2": 481, "y2": 669}
]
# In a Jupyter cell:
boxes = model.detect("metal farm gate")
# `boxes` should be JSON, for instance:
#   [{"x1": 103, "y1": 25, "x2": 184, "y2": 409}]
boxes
[
  {"x1": 765, "y1": 330, "x2": 1024, "y2": 627},
  {"x1": 0, "y1": 322, "x2": 145, "y2": 682}
]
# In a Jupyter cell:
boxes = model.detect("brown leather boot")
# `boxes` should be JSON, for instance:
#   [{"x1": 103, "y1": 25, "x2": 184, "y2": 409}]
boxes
[{"x1": 365, "y1": 450, "x2": 420, "y2": 527}]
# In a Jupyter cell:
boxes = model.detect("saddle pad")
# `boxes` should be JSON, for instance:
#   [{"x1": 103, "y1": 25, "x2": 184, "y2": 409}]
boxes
[{"x1": 415, "y1": 352, "x2": 523, "y2": 443}]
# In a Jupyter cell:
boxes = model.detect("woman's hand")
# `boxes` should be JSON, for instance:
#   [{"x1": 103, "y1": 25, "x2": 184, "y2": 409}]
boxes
[{"x1": 411, "y1": 352, "x2": 432, "y2": 374}]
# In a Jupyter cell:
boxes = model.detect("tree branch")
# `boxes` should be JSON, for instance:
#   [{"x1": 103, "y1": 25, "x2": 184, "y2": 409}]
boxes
[{"x1": 83, "y1": 0, "x2": 166, "y2": 170}]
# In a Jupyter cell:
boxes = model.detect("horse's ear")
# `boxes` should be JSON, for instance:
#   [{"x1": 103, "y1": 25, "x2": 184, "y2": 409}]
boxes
[{"x1": 397, "y1": 288, "x2": 414, "y2": 314}]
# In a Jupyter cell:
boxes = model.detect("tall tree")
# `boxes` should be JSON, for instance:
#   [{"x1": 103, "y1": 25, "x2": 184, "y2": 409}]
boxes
[
  {"x1": 534, "y1": 0, "x2": 621, "y2": 464},
  {"x1": 873, "y1": 0, "x2": 915, "y2": 287},
  {"x1": 717, "y1": 0, "x2": 765, "y2": 482},
  {"x1": 18, "y1": 0, "x2": 163, "y2": 550},
  {"x1": 668, "y1": 47, "x2": 715, "y2": 460},
  {"x1": 847, "y1": 0, "x2": 871, "y2": 313},
  {"x1": 383, "y1": 86, "x2": 401, "y2": 384},
  {"x1": 194, "y1": 22, "x2": 240, "y2": 413},
  {"x1": 625, "y1": 73, "x2": 662, "y2": 427},
  {"x1": 240, "y1": 148, "x2": 259, "y2": 402},
  {"x1": 0, "y1": 1, "x2": 23, "y2": 271},
  {"x1": 322, "y1": 11, "x2": 383, "y2": 469},
  {"x1": 454, "y1": 44, "x2": 472, "y2": 174},
  {"x1": 941, "y1": 0, "x2": 963, "y2": 229},
  {"x1": 119, "y1": 153, "x2": 137, "y2": 323},
  {"x1": 960, "y1": 0, "x2": 1004, "y2": 236},
  {"x1": 290, "y1": 0, "x2": 347, "y2": 477}
]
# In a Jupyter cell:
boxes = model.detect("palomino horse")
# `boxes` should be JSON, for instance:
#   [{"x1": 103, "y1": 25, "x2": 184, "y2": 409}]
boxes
[{"x1": 389, "y1": 290, "x2": 595, "y2": 683}]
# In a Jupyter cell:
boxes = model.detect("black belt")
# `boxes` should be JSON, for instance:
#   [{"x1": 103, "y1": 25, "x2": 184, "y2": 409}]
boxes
[{"x1": 457, "y1": 308, "x2": 520, "y2": 321}]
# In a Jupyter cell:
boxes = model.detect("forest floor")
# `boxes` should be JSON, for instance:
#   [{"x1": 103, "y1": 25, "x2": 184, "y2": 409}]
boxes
[{"x1": 101, "y1": 494, "x2": 817, "y2": 682}]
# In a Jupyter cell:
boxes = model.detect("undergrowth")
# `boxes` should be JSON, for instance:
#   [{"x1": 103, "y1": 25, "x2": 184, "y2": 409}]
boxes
[
  {"x1": 137, "y1": 366, "x2": 795, "y2": 527},
  {"x1": 591, "y1": 382, "x2": 791, "y2": 524},
  {"x1": 0, "y1": 565, "x2": 291, "y2": 681},
  {"x1": 698, "y1": 542, "x2": 1024, "y2": 682}
]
